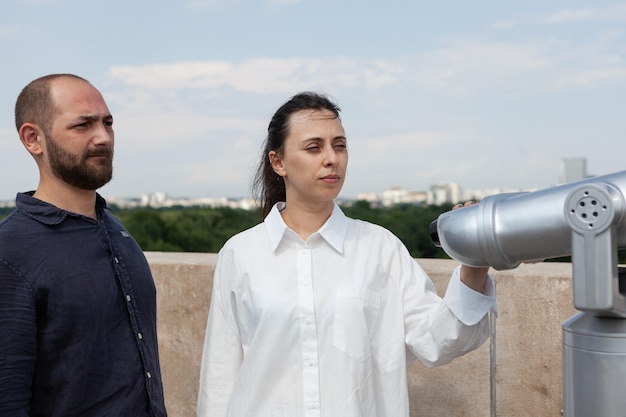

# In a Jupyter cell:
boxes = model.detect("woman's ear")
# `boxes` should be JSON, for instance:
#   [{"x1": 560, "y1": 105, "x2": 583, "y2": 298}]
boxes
[
  {"x1": 19, "y1": 123, "x2": 44, "y2": 156},
  {"x1": 269, "y1": 150, "x2": 286, "y2": 177}
]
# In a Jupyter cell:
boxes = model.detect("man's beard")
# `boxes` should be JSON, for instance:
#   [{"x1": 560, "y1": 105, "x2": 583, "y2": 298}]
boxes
[{"x1": 46, "y1": 134, "x2": 114, "y2": 190}]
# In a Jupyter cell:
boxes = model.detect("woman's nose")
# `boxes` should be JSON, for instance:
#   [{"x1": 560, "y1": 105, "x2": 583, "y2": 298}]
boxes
[{"x1": 324, "y1": 147, "x2": 338, "y2": 166}]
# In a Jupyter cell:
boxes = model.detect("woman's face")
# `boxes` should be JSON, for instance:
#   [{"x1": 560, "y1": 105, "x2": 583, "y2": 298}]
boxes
[{"x1": 270, "y1": 109, "x2": 348, "y2": 208}]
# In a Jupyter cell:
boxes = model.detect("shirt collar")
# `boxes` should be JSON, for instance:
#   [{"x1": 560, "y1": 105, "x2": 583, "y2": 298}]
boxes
[
  {"x1": 264, "y1": 201, "x2": 348, "y2": 254},
  {"x1": 15, "y1": 191, "x2": 108, "y2": 225}
]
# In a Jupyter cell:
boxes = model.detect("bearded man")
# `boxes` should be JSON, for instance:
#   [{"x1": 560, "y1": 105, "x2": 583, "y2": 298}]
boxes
[{"x1": 0, "y1": 74, "x2": 168, "y2": 417}]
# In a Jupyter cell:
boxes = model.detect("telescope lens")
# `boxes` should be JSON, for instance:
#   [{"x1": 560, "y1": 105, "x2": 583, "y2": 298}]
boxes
[{"x1": 429, "y1": 220, "x2": 441, "y2": 247}]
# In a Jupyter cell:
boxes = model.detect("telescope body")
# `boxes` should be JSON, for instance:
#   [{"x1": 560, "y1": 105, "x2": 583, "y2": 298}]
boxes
[
  {"x1": 431, "y1": 170, "x2": 626, "y2": 416},
  {"x1": 432, "y1": 170, "x2": 626, "y2": 270},
  {"x1": 431, "y1": 170, "x2": 626, "y2": 417},
  {"x1": 431, "y1": 170, "x2": 626, "y2": 315}
]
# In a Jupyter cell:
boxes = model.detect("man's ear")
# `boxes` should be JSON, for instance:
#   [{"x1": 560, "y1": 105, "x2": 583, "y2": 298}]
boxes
[
  {"x1": 269, "y1": 150, "x2": 286, "y2": 177},
  {"x1": 19, "y1": 123, "x2": 44, "y2": 156}
]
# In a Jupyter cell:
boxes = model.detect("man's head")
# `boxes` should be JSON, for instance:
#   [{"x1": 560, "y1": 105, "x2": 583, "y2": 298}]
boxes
[{"x1": 15, "y1": 74, "x2": 115, "y2": 191}]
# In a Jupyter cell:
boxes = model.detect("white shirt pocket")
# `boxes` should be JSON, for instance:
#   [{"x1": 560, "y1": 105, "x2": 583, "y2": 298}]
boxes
[{"x1": 332, "y1": 288, "x2": 381, "y2": 362}]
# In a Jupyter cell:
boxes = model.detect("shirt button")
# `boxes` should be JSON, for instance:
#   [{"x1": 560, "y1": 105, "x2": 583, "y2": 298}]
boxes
[
  {"x1": 305, "y1": 318, "x2": 312, "y2": 325},
  {"x1": 126, "y1": 294, "x2": 131, "y2": 302},
  {"x1": 308, "y1": 403, "x2": 316, "y2": 410},
  {"x1": 137, "y1": 332, "x2": 143, "y2": 340},
  {"x1": 146, "y1": 371, "x2": 152, "y2": 379},
  {"x1": 306, "y1": 359, "x2": 315, "y2": 366}
]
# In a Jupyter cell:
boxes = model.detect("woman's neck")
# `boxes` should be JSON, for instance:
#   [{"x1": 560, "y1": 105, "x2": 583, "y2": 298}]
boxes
[{"x1": 280, "y1": 200, "x2": 334, "y2": 241}]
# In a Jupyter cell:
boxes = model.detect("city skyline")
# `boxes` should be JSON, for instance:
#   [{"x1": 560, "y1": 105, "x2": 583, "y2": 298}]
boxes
[
  {"x1": 0, "y1": 156, "x2": 605, "y2": 206},
  {"x1": 1, "y1": 1, "x2": 625, "y2": 201}
]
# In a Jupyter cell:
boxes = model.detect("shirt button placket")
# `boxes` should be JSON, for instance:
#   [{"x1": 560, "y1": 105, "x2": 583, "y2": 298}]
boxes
[{"x1": 297, "y1": 246, "x2": 321, "y2": 416}]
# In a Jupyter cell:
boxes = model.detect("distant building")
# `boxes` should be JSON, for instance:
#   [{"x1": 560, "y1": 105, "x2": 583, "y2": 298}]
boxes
[
  {"x1": 427, "y1": 182, "x2": 462, "y2": 205},
  {"x1": 355, "y1": 192, "x2": 380, "y2": 204},
  {"x1": 559, "y1": 158, "x2": 587, "y2": 184},
  {"x1": 356, "y1": 187, "x2": 427, "y2": 207},
  {"x1": 107, "y1": 192, "x2": 256, "y2": 210},
  {"x1": 381, "y1": 187, "x2": 427, "y2": 207}
]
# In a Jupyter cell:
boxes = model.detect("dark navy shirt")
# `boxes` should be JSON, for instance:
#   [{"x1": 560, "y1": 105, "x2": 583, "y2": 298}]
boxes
[{"x1": 0, "y1": 192, "x2": 167, "y2": 417}]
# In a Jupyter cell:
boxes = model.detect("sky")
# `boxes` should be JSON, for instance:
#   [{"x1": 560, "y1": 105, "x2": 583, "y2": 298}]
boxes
[{"x1": 1, "y1": 0, "x2": 625, "y2": 201}]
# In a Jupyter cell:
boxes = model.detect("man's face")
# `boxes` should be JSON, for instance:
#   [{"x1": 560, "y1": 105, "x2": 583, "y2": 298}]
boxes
[
  {"x1": 45, "y1": 130, "x2": 113, "y2": 190},
  {"x1": 44, "y1": 78, "x2": 115, "y2": 190}
]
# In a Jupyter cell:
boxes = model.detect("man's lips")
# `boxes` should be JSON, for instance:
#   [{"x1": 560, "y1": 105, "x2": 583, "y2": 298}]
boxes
[{"x1": 86, "y1": 149, "x2": 113, "y2": 159}]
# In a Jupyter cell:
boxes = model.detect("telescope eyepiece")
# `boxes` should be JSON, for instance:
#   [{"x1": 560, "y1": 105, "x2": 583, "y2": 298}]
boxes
[{"x1": 429, "y1": 220, "x2": 441, "y2": 247}]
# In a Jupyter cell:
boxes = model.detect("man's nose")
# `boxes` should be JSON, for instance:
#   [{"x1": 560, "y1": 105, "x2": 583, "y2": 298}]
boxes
[{"x1": 93, "y1": 123, "x2": 114, "y2": 145}]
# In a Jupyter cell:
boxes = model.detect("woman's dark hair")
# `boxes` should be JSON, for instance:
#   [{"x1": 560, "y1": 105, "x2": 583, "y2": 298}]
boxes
[{"x1": 252, "y1": 91, "x2": 341, "y2": 218}]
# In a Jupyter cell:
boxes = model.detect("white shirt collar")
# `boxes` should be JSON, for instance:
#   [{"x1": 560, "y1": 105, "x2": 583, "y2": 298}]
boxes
[{"x1": 264, "y1": 201, "x2": 348, "y2": 254}]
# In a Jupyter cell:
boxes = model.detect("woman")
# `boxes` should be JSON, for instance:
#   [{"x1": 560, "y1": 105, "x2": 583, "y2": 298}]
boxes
[{"x1": 197, "y1": 92, "x2": 496, "y2": 417}]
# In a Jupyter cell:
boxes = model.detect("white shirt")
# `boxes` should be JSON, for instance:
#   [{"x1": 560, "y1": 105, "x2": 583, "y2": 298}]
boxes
[{"x1": 197, "y1": 203, "x2": 496, "y2": 417}]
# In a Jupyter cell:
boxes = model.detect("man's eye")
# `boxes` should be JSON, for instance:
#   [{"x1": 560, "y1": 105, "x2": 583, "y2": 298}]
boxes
[
  {"x1": 306, "y1": 146, "x2": 320, "y2": 151},
  {"x1": 104, "y1": 120, "x2": 113, "y2": 127}
]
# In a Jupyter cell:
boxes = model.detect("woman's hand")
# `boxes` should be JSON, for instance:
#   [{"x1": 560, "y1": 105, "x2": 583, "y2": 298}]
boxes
[{"x1": 452, "y1": 200, "x2": 490, "y2": 292}]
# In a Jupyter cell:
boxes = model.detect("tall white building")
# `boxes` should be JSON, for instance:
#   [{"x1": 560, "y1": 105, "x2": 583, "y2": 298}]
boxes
[
  {"x1": 427, "y1": 182, "x2": 462, "y2": 205},
  {"x1": 559, "y1": 158, "x2": 587, "y2": 184}
]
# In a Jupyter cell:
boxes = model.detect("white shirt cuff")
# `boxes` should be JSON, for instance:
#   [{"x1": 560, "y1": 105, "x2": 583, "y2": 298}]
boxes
[{"x1": 443, "y1": 265, "x2": 498, "y2": 325}]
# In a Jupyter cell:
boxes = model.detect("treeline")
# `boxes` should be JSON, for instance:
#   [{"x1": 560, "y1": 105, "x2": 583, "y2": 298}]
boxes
[
  {"x1": 110, "y1": 201, "x2": 454, "y2": 259},
  {"x1": 3, "y1": 202, "x2": 624, "y2": 262}
]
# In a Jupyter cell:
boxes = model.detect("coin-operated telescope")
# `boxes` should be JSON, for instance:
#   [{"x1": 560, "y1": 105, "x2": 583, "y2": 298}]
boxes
[{"x1": 430, "y1": 170, "x2": 626, "y2": 417}]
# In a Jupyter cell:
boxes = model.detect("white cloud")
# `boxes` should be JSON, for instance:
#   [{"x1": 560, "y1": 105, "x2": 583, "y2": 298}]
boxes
[
  {"x1": 185, "y1": 0, "x2": 300, "y2": 9},
  {"x1": 100, "y1": 84, "x2": 265, "y2": 152},
  {"x1": 343, "y1": 127, "x2": 498, "y2": 192},
  {"x1": 540, "y1": 3, "x2": 626, "y2": 24},
  {"x1": 13, "y1": 0, "x2": 59, "y2": 4},
  {"x1": 268, "y1": 0, "x2": 299, "y2": 4},
  {"x1": 411, "y1": 40, "x2": 551, "y2": 95},
  {"x1": 490, "y1": 20, "x2": 517, "y2": 30},
  {"x1": 0, "y1": 24, "x2": 23, "y2": 39},
  {"x1": 555, "y1": 67, "x2": 626, "y2": 87},
  {"x1": 104, "y1": 30, "x2": 625, "y2": 104},
  {"x1": 107, "y1": 57, "x2": 402, "y2": 94},
  {"x1": 409, "y1": 35, "x2": 626, "y2": 95},
  {"x1": 360, "y1": 131, "x2": 455, "y2": 155}
]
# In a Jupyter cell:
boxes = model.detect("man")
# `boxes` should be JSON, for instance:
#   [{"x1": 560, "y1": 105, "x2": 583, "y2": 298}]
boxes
[{"x1": 0, "y1": 74, "x2": 167, "y2": 416}]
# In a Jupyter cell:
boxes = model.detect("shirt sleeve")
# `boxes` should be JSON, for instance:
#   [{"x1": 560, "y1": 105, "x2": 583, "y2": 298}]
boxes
[
  {"x1": 400, "y1": 247, "x2": 496, "y2": 368},
  {"x1": 443, "y1": 265, "x2": 497, "y2": 325},
  {"x1": 197, "y1": 247, "x2": 243, "y2": 417},
  {"x1": 0, "y1": 262, "x2": 36, "y2": 416}
]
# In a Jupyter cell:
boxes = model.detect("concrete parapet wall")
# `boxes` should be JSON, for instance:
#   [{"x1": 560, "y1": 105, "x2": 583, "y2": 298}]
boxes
[{"x1": 146, "y1": 252, "x2": 577, "y2": 417}]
